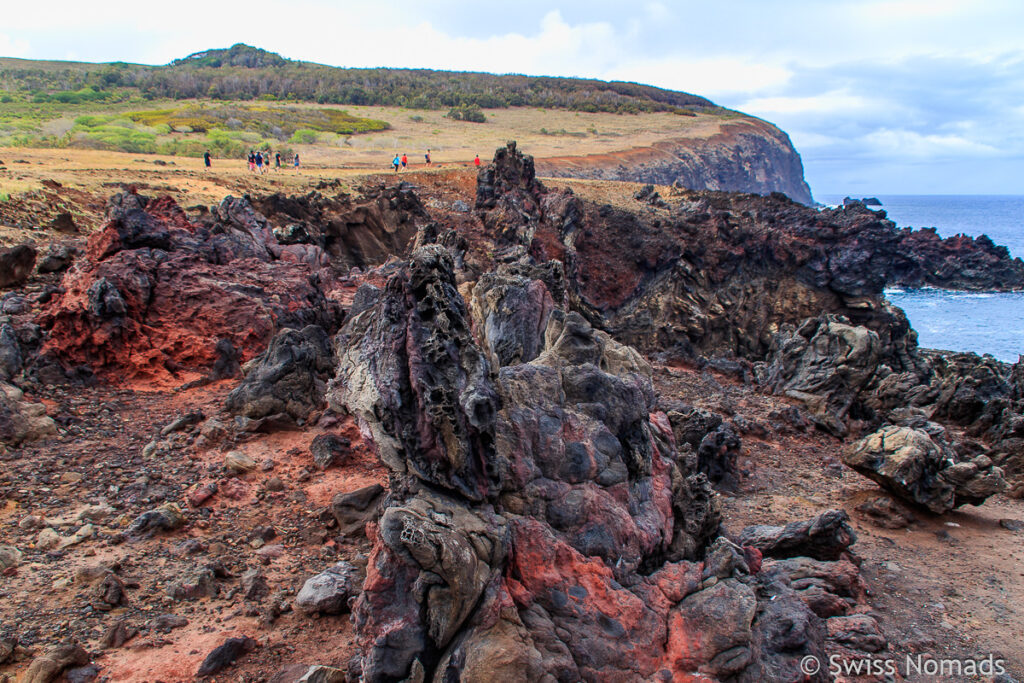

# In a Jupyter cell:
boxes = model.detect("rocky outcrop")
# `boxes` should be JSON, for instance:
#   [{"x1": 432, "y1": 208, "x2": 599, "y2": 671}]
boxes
[
  {"x1": 843, "y1": 425, "x2": 1005, "y2": 513},
  {"x1": 330, "y1": 246, "x2": 879, "y2": 682},
  {"x1": 39, "y1": 192, "x2": 341, "y2": 381},
  {"x1": 477, "y1": 143, "x2": 1024, "y2": 374},
  {"x1": 536, "y1": 117, "x2": 815, "y2": 204},
  {"x1": 248, "y1": 183, "x2": 425, "y2": 269}
]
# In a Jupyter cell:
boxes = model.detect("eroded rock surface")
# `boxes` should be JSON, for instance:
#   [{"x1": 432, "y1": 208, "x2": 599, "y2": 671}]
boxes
[
  {"x1": 843, "y1": 425, "x2": 1004, "y2": 513},
  {"x1": 332, "y1": 244, "x2": 871, "y2": 682}
]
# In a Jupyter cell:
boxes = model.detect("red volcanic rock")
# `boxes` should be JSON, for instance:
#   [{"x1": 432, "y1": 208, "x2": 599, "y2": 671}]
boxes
[{"x1": 40, "y1": 192, "x2": 341, "y2": 381}]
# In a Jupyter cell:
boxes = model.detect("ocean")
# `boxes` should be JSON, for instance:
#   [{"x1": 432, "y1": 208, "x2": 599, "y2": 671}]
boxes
[{"x1": 818, "y1": 195, "x2": 1024, "y2": 363}]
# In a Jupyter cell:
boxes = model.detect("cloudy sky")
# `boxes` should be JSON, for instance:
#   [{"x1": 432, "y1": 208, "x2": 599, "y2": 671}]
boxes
[{"x1": 4, "y1": 0, "x2": 1023, "y2": 195}]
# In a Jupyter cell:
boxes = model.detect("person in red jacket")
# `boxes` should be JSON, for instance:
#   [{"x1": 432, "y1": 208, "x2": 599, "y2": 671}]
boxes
[
  {"x1": 400, "y1": 153, "x2": 408, "y2": 170},
  {"x1": 473, "y1": 154, "x2": 481, "y2": 167}
]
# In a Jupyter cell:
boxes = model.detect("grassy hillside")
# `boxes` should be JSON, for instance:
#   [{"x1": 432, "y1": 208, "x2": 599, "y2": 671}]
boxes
[{"x1": 0, "y1": 44, "x2": 716, "y2": 114}]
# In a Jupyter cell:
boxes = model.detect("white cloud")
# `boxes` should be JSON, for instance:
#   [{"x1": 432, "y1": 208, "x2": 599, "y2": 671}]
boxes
[
  {"x1": 603, "y1": 58, "x2": 791, "y2": 97},
  {"x1": 0, "y1": 34, "x2": 30, "y2": 59},
  {"x1": 862, "y1": 129, "x2": 1001, "y2": 158}
]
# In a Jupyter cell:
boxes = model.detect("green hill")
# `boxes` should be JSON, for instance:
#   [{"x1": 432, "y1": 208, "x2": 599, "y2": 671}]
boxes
[{"x1": 0, "y1": 44, "x2": 716, "y2": 114}]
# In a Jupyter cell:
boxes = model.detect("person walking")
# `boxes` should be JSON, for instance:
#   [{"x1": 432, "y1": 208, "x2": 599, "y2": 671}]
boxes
[
  {"x1": 294, "y1": 153, "x2": 300, "y2": 169},
  {"x1": 275, "y1": 152, "x2": 281, "y2": 169},
  {"x1": 424, "y1": 149, "x2": 431, "y2": 166},
  {"x1": 203, "y1": 150, "x2": 211, "y2": 169},
  {"x1": 392, "y1": 154, "x2": 401, "y2": 172},
  {"x1": 473, "y1": 154, "x2": 481, "y2": 167},
  {"x1": 400, "y1": 153, "x2": 408, "y2": 170},
  {"x1": 247, "y1": 151, "x2": 255, "y2": 172},
  {"x1": 255, "y1": 151, "x2": 264, "y2": 174}
]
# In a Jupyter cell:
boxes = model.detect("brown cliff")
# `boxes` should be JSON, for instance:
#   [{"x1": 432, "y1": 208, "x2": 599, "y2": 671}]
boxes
[{"x1": 536, "y1": 117, "x2": 814, "y2": 205}]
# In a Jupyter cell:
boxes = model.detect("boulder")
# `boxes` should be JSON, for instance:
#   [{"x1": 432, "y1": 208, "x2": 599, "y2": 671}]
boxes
[
  {"x1": 295, "y1": 561, "x2": 361, "y2": 615},
  {"x1": 36, "y1": 243, "x2": 74, "y2": 274},
  {"x1": 0, "y1": 244, "x2": 36, "y2": 287},
  {"x1": 226, "y1": 325, "x2": 334, "y2": 423},
  {"x1": 843, "y1": 425, "x2": 1005, "y2": 513},
  {"x1": 330, "y1": 484, "x2": 384, "y2": 537},
  {"x1": 0, "y1": 381, "x2": 57, "y2": 445},
  {"x1": 739, "y1": 509, "x2": 857, "y2": 561},
  {"x1": 760, "y1": 316, "x2": 881, "y2": 436}
]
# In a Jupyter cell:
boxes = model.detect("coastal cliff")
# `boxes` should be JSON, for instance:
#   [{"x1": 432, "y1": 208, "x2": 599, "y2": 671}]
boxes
[{"x1": 536, "y1": 117, "x2": 815, "y2": 204}]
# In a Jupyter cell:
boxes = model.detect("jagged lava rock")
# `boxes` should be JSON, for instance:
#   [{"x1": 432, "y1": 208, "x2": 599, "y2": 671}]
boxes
[
  {"x1": 332, "y1": 245, "x2": 848, "y2": 682},
  {"x1": 40, "y1": 192, "x2": 341, "y2": 380},
  {"x1": 225, "y1": 324, "x2": 334, "y2": 423}
]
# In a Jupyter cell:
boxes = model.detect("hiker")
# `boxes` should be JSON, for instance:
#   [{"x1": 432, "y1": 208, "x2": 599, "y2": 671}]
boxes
[
  {"x1": 262, "y1": 151, "x2": 270, "y2": 173},
  {"x1": 203, "y1": 151, "x2": 211, "y2": 169},
  {"x1": 424, "y1": 149, "x2": 431, "y2": 165},
  {"x1": 401, "y1": 153, "x2": 408, "y2": 170},
  {"x1": 474, "y1": 154, "x2": 481, "y2": 167},
  {"x1": 255, "y1": 151, "x2": 264, "y2": 173},
  {"x1": 392, "y1": 154, "x2": 401, "y2": 172},
  {"x1": 275, "y1": 152, "x2": 281, "y2": 169},
  {"x1": 247, "y1": 151, "x2": 255, "y2": 172},
  {"x1": 294, "y1": 154, "x2": 300, "y2": 169}
]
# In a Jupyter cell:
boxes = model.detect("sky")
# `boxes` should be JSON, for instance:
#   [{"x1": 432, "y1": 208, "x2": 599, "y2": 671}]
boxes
[{"x1": 3, "y1": 0, "x2": 1024, "y2": 195}]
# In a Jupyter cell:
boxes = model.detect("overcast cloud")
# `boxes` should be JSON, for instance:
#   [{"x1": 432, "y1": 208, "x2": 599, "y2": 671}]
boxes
[{"x1": 3, "y1": 0, "x2": 1023, "y2": 194}]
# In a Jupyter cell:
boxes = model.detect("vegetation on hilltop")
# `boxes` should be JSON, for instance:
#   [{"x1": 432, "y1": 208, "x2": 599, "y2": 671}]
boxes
[{"x1": 0, "y1": 44, "x2": 716, "y2": 114}]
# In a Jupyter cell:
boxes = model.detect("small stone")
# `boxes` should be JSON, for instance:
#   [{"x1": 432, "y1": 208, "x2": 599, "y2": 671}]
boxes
[
  {"x1": 999, "y1": 518, "x2": 1024, "y2": 532},
  {"x1": 196, "y1": 636, "x2": 258, "y2": 676},
  {"x1": 36, "y1": 528, "x2": 60, "y2": 551},
  {"x1": 225, "y1": 451, "x2": 257, "y2": 475},
  {"x1": 298, "y1": 665, "x2": 347, "y2": 683},
  {"x1": 0, "y1": 545, "x2": 23, "y2": 569},
  {"x1": 60, "y1": 472, "x2": 85, "y2": 484},
  {"x1": 188, "y1": 482, "x2": 218, "y2": 507},
  {"x1": 265, "y1": 476, "x2": 285, "y2": 492},
  {"x1": 310, "y1": 434, "x2": 352, "y2": 470},
  {"x1": 19, "y1": 515, "x2": 43, "y2": 531},
  {"x1": 241, "y1": 568, "x2": 270, "y2": 602},
  {"x1": 127, "y1": 503, "x2": 185, "y2": 537}
]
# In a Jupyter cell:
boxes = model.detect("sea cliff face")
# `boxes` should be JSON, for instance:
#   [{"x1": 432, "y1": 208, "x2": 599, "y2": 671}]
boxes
[{"x1": 536, "y1": 117, "x2": 815, "y2": 205}]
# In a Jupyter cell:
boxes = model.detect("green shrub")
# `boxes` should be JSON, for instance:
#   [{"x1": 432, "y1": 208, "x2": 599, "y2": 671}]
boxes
[
  {"x1": 446, "y1": 105, "x2": 486, "y2": 123},
  {"x1": 289, "y1": 128, "x2": 319, "y2": 144}
]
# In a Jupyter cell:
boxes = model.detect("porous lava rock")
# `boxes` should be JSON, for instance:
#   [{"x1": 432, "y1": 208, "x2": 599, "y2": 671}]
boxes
[
  {"x1": 333, "y1": 245, "x2": 851, "y2": 682},
  {"x1": 41, "y1": 192, "x2": 340, "y2": 380},
  {"x1": 225, "y1": 324, "x2": 334, "y2": 423}
]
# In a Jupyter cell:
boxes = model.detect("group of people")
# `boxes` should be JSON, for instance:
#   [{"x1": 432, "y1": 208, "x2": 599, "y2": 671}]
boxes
[
  {"x1": 246, "y1": 150, "x2": 299, "y2": 173},
  {"x1": 200, "y1": 150, "x2": 301, "y2": 171},
  {"x1": 391, "y1": 150, "x2": 481, "y2": 171},
  {"x1": 203, "y1": 148, "x2": 485, "y2": 173}
]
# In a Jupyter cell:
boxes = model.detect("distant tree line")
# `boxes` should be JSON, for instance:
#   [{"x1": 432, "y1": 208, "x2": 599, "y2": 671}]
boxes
[{"x1": 0, "y1": 45, "x2": 717, "y2": 114}]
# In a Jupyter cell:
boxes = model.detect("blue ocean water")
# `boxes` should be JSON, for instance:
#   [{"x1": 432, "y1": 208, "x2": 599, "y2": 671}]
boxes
[{"x1": 819, "y1": 195, "x2": 1024, "y2": 362}]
